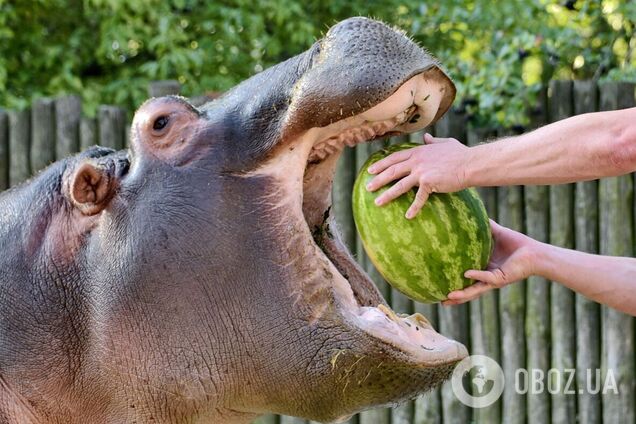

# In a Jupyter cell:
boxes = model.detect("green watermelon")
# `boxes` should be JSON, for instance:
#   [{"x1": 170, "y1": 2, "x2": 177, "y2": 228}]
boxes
[{"x1": 352, "y1": 142, "x2": 492, "y2": 303}]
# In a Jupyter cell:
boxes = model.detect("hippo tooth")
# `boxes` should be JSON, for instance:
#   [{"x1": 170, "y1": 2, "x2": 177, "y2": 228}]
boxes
[
  {"x1": 377, "y1": 304, "x2": 400, "y2": 323},
  {"x1": 409, "y1": 312, "x2": 433, "y2": 329},
  {"x1": 355, "y1": 132, "x2": 367, "y2": 143},
  {"x1": 363, "y1": 127, "x2": 375, "y2": 139},
  {"x1": 327, "y1": 138, "x2": 342, "y2": 148},
  {"x1": 324, "y1": 145, "x2": 337, "y2": 154},
  {"x1": 372, "y1": 122, "x2": 387, "y2": 133},
  {"x1": 345, "y1": 137, "x2": 358, "y2": 147}
]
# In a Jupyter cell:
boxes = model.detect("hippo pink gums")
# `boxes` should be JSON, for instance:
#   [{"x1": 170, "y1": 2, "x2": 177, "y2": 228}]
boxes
[{"x1": 0, "y1": 18, "x2": 466, "y2": 423}]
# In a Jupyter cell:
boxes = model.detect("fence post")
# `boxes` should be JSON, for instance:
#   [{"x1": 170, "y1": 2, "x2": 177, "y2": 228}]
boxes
[
  {"x1": 573, "y1": 79, "x2": 601, "y2": 424},
  {"x1": 333, "y1": 147, "x2": 357, "y2": 251},
  {"x1": 409, "y1": 131, "x2": 441, "y2": 424},
  {"x1": 599, "y1": 81, "x2": 635, "y2": 424},
  {"x1": 524, "y1": 87, "x2": 551, "y2": 424},
  {"x1": 413, "y1": 302, "x2": 441, "y2": 424},
  {"x1": 56, "y1": 95, "x2": 82, "y2": 158},
  {"x1": 356, "y1": 139, "x2": 391, "y2": 424},
  {"x1": 386, "y1": 134, "x2": 414, "y2": 424},
  {"x1": 98, "y1": 106, "x2": 126, "y2": 150},
  {"x1": 80, "y1": 117, "x2": 98, "y2": 151},
  {"x1": 496, "y1": 128, "x2": 526, "y2": 424},
  {"x1": 252, "y1": 415, "x2": 278, "y2": 424},
  {"x1": 0, "y1": 110, "x2": 7, "y2": 190},
  {"x1": 547, "y1": 80, "x2": 576, "y2": 423},
  {"x1": 434, "y1": 111, "x2": 471, "y2": 424},
  {"x1": 467, "y1": 125, "x2": 501, "y2": 424},
  {"x1": 8, "y1": 109, "x2": 31, "y2": 186},
  {"x1": 31, "y1": 98, "x2": 56, "y2": 174},
  {"x1": 279, "y1": 416, "x2": 306, "y2": 424}
]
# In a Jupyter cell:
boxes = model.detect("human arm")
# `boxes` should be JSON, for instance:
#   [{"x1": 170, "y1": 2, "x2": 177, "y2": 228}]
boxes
[
  {"x1": 443, "y1": 220, "x2": 636, "y2": 317},
  {"x1": 367, "y1": 107, "x2": 636, "y2": 218}
]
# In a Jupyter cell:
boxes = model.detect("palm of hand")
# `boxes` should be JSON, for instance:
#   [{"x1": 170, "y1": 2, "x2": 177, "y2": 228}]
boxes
[
  {"x1": 484, "y1": 224, "x2": 534, "y2": 287},
  {"x1": 443, "y1": 220, "x2": 536, "y2": 305}
]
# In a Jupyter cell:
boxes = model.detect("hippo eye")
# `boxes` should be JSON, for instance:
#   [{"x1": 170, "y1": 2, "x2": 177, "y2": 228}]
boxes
[{"x1": 152, "y1": 115, "x2": 169, "y2": 131}]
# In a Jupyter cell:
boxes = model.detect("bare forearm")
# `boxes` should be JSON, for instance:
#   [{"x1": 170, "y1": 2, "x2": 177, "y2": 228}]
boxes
[
  {"x1": 465, "y1": 108, "x2": 636, "y2": 187},
  {"x1": 533, "y1": 242, "x2": 636, "y2": 316}
]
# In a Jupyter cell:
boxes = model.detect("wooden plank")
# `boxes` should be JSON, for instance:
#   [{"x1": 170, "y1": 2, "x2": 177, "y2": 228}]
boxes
[
  {"x1": 332, "y1": 147, "x2": 357, "y2": 251},
  {"x1": 279, "y1": 416, "x2": 306, "y2": 424},
  {"x1": 0, "y1": 110, "x2": 8, "y2": 190},
  {"x1": 30, "y1": 98, "x2": 56, "y2": 174},
  {"x1": 496, "y1": 180, "x2": 526, "y2": 424},
  {"x1": 599, "y1": 81, "x2": 635, "y2": 424},
  {"x1": 572, "y1": 79, "x2": 601, "y2": 424},
  {"x1": 356, "y1": 139, "x2": 391, "y2": 302},
  {"x1": 523, "y1": 87, "x2": 551, "y2": 424},
  {"x1": 55, "y1": 95, "x2": 81, "y2": 159},
  {"x1": 98, "y1": 106, "x2": 126, "y2": 150},
  {"x1": 413, "y1": 303, "x2": 441, "y2": 424},
  {"x1": 548, "y1": 80, "x2": 576, "y2": 424},
  {"x1": 466, "y1": 125, "x2": 501, "y2": 424},
  {"x1": 383, "y1": 134, "x2": 415, "y2": 424},
  {"x1": 433, "y1": 111, "x2": 471, "y2": 424},
  {"x1": 148, "y1": 80, "x2": 181, "y2": 97},
  {"x1": 408, "y1": 121, "x2": 442, "y2": 424},
  {"x1": 391, "y1": 279, "x2": 414, "y2": 424},
  {"x1": 523, "y1": 184, "x2": 550, "y2": 424},
  {"x1": 8, "y1": 109, "x2": 31, "y2": 186},
  {"x1": 80, "y1": 117, "x2": 98, "y2": 151},
  {"x1": 356, "y1": 140, "x2": 390, "y2": 424},
  {"x1": 252, "y1": 415, "x2": 278, "y2": 424},
  {"x1": 125, "y1": 124, "x2": 131, "y2": 148}
]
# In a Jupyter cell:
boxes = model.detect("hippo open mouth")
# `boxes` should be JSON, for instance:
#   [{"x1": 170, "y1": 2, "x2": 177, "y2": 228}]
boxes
[{"x1": 296, "y1": 70, "x2": 466, "y2": 363}]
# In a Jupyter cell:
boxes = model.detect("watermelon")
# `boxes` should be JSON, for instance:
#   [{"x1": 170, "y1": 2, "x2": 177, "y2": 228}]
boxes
[{"x1": 352, "y1": 142, "x2": 492, "y2": 303}]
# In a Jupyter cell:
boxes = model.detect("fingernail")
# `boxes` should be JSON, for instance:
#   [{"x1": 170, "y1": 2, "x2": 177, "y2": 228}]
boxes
[
  {"x1": 367, "y1": 166, "x2": 376, "y2": 174},
  {"x1": 374, "y1": 197, "x2": 383, "y2": 206},
  {"x1": 366, "y1": 183, "x2": 373, "y2": 191},
  {"x1": 405, "y1": 211, "x2": 413, "y2": 219}
]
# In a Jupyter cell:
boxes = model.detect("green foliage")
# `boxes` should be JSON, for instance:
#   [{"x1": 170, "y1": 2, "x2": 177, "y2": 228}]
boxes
[{"x1": 0, "y1": 0, "x2": 634, "y2": 126}]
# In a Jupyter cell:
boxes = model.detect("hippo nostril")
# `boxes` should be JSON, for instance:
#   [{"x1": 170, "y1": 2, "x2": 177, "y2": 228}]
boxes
[{"x1": 152, "y1": 115, "x2": 169, "y2": 131}]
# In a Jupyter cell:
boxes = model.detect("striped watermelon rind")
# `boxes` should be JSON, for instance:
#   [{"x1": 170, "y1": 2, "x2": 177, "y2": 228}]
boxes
[{"x1": 352, "y1": 142, "x2": 493, "y2": 303}]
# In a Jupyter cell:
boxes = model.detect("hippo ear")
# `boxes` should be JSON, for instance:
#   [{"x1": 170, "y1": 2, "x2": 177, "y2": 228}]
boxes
[{"x1": 67, "y1": 162, "x2": 117, "y2": 216}]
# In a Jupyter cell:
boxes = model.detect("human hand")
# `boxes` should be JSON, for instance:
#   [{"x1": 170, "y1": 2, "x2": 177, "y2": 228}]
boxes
[
  {"x1": 442, "y1": 220, "x2": 539, "y2": 305},
  {"x1": 366, "y1": 133, "x2": 471, "y2": 219}
]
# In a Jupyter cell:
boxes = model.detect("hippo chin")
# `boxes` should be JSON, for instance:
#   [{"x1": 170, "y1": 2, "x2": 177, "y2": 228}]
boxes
[{"x1": 0, "y1": 17, "x2": 466, "y2": 424}]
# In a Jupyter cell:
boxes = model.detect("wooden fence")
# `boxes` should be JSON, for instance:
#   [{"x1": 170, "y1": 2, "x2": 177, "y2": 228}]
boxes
[{"x1": 0, "y1": 80, "x2": 634, "y2": 424}]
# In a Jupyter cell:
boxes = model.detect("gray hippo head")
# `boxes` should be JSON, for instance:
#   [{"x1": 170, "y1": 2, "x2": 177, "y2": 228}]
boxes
[{"x1": 0, "y1": 17, "x2": 465, "y2": 423}]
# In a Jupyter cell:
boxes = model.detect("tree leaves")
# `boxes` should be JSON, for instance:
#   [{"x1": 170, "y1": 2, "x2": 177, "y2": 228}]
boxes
[{"x1": 0, "y1": 0, "x2": 633, "y2": 126}]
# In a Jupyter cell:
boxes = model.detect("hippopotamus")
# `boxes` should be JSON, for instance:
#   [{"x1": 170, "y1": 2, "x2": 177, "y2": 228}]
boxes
[{"x1": 0, "y1": 17, "x2": 466, "y2": 423}]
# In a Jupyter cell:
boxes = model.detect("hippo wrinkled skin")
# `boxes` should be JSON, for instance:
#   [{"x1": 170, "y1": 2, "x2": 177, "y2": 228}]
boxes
[{"x1": 0, "y1": 18, "x2": 466, "y2": 423}]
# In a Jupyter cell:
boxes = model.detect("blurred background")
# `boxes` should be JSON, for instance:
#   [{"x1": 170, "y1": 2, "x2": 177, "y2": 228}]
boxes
[
  {"x1": 0, "y1": 0, "x2": 634, "y2": 126},
  {"x1": 0, "y1": 1, "x2": 635, "y2": 424}
]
